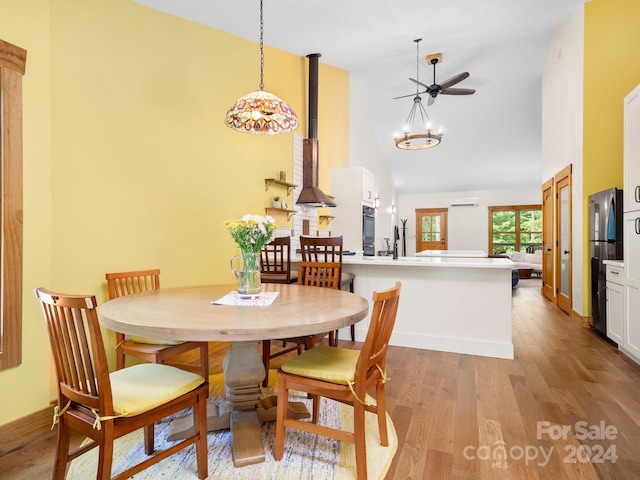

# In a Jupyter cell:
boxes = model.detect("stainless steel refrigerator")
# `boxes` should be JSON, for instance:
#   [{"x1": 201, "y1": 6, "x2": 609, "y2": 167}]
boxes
[{"x1": 589, "y1": 188, "x2": 623, "y2": 337}]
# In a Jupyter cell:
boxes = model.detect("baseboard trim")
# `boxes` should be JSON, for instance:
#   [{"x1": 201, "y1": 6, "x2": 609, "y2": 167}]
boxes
[
  {"x1": 0, "y1": 404, "x2": 55, "y2": 456},
  {"x1": 572, "y1": 309, "x2": 591, "y2": 327}
]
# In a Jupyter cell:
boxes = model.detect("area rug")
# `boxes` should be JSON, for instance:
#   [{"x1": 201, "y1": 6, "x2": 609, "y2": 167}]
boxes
[{"x1": 67, "y1": 372, "x2": 397, "y2": 479}]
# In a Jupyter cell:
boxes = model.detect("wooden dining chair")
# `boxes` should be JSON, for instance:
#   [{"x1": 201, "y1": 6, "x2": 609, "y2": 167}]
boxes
[
  {"x1": 260, "y1": 236, "x2": 298, "y2": 284},
  {"x1": 261, "y1": 236, "x2": 342, "y2": 387},
  {"x1": 34, "y1": 287, "x2": 209, "y2": 480},
  {"x1": 304, "y1": 236, "x2": 358, "y2": 341},
  {"x1": 274, "y1": 282, "x2": 401, "y2": 480},
  {"x1": 106, "y1": 269, "x2": 209, "y2": 379},
  {"x1": 303, "y1": 236, "x2": 356, "y2": 341}
]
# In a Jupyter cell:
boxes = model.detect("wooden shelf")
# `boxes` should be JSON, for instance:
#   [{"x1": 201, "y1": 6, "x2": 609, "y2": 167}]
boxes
[
  {"x1": 265, "y1": 207, "x2": 296, "y2": 221},
  {"x1": 264, "y1": 178, "x2": 297, "y2": 196},
  {"x1": 319, "y1": 215, "x2": 335, "y2": 225}
]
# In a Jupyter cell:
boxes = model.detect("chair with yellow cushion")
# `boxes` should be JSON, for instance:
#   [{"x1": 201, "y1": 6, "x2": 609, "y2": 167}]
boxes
[
  {"x1": 34, "y1": 287, "x2": 209, "y2": 480},
  {"x1": 261, "y1": 258, "x2": 342, "y2": 386},
  {"x1": 106, "y1": 269, "x2": 209, "y2": 379},
  {"x1": 274, "y1": 282, "x2": 401, "y2": 480}
]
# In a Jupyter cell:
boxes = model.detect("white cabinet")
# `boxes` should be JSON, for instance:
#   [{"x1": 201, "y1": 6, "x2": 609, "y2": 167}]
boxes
[
  {"x1": 362, "y1": 168, "x2": 375, "y2": 205},
  {"x1": 624, "y1": 85, "x2": 640, "y2": 213},
  {"x1": 605, "y1": 263, "x2": 624, "y2": 345},
  {"x1": 622, "y1": 85, "x2": 640, "y2": 365},
  {"x1": 331, "y1": 167, "x2": 375, "y2": 252},
  {"x1": 623, "y1": 213, "x2": 640, "y2": 362}
]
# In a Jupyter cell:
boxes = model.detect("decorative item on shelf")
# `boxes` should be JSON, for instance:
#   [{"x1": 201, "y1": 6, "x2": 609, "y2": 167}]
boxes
[
  {"x1": 224, "y1": 0, "x2": 298, "y2": 135},
  {"x1": 279, "y1": 170, "x2": 286, "y2": 181},
  {"x1": 225, "y1": 214, "x2": 276, "y2": 296},
  {"x1": 271, "y1": 195, "x2": 281, "y2": 209},
  {"x1": 393, "y1": 39, "x2": 443, "y2": 150}
]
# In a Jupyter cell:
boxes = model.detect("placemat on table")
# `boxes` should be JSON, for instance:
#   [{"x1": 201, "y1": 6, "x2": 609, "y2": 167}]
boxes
[{"x1": 211, "y1": 291, "x2": 279, "y2": 307}]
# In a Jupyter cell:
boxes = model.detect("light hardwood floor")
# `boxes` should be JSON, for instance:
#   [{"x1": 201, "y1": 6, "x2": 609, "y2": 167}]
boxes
[{"x1": 2, "y1": 279, "x2": 640, "y2": 479}]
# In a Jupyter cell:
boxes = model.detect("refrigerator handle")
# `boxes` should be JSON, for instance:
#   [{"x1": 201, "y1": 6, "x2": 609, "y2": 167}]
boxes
[
  {"x1": 636, "y1": 217, "x2": 640, "y2": 235},
  {"x1": 636, "y1": 185, "x2": 640, "y2": 204}
]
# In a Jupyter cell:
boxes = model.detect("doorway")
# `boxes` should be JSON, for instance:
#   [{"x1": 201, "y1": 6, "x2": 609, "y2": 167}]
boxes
[
  {"x1": 415, "y1": 208, "x2": 448, "y2": 252},
  {"x1": 555, "y1": 165, "x2": 572, "y2": 315}
]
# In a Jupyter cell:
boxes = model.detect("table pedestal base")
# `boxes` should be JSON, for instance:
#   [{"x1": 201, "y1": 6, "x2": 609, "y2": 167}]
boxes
[{"x1": 166, "y1": 341, "x2": 310, "y2": 467}]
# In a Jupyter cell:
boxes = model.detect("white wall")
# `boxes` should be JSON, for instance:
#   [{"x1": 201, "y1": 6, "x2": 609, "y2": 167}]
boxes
[
  {"x1": 542, "y1": 8, "x2": 584, "y2": 314},
  {"x1": 399, "y1": 187, "x2": 541, "y2": 256},
  {"x1": 349, "y1": 84, "x2": 398, "y2": 249}
]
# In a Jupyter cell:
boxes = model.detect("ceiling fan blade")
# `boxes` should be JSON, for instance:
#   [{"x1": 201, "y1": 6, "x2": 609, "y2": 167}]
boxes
[
  {"x1": 409, "y1": 77, "x2": 431, "y2": 91},
  {"x1": 441, "y1": 87, "x2": 476, "y2": 95},
  {"x1": 439, "y1": 72, "x2": 470, "y2": 90}
]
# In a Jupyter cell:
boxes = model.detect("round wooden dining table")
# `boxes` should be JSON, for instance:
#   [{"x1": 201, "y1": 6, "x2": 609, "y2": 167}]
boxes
[{"x1": 98, "y1": 283, "x2": 369, "y2": 467}]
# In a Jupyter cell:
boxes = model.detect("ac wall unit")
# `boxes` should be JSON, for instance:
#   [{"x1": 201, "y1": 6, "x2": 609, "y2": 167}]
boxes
[{"x1": 449, "y1": 197, "x2": 479, "y2": 207}]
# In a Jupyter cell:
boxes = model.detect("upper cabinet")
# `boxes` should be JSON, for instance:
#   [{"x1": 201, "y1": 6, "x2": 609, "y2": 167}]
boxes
[
  {"x1": 624, "y1": 85, "x2": 640, "y2": 213},
  {"x1": 331, "y1": 167, "x2": 376, "y2": 252},
  {"x1": 362, "y1": 168, "x2": 375, "y2": 205},
  {"x1": 332, "y1": 167, "x2": 375, "y2": 206}
]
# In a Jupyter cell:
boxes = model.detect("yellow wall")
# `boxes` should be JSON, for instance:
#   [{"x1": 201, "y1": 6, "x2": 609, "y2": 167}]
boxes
[
  {"x1": 0, "y1": 0, "x2": 349, "y2": 426},
  {"x1": 582, "y1": 0, "x2": 640, "y2": 313}
]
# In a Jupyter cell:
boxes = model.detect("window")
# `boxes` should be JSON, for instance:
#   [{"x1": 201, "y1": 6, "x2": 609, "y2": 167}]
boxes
[
  {"x1": 0, "y1": 39, "x2": 26, "y2": 370},
  {"x1": 488, "y1": 205, "x2": 542, "y2": 254}
]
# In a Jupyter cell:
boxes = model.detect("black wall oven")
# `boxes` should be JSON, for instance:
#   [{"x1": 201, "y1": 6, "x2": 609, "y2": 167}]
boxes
[{"x1": 362, "y1": 205, "x2": 375, "y2": 256}]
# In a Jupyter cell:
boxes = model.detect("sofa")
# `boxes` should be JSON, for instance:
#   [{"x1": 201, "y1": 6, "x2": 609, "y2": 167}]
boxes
[{"x1": 508, "y1": 250, "x2": 542, "y2": 277}]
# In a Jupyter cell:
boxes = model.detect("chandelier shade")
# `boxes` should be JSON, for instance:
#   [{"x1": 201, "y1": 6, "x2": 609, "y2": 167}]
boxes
[{"x1": 224, "y1": 0, "x2": 298, "y2": 135}]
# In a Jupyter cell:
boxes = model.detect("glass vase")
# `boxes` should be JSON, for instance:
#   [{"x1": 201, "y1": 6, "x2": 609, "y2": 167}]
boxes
[{"x1": 230, "y1": 250, "x2": 262, "y2": 297}]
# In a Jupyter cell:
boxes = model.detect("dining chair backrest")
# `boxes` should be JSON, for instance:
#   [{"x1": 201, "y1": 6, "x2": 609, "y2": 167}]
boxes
[
  {"x1": 355, "y1": 281, "x2": 401, "y2": 388},
  {"x1": 35, "y1": 288, "x2": 112, "y2": 417},
  {"x1": 106, "y1": 268, "x2": 160, "y2": 299},
  {"x1": 300, "y1": 236, "x2": 343, "y2": 263},
  {"x1": 260, "y1": 236, "x2": 296, "y2": 284},
  {"x1": 297, "y1": 261, "x2": 342, "y2": 289}
]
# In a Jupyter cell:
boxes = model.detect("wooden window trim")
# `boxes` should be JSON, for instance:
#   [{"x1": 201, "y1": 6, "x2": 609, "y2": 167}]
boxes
[
  {"x1": 488, "y1": 204, "x2": 542, "y2": 254},
  {"x1": 0, "y1": 38, "x2": 26, "y2": 370}
]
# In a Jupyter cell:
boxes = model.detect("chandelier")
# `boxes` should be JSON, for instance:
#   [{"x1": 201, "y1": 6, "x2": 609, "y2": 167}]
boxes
[
  {"x1": 394, "y1": 39, "x2": 443, "y2": 150},
  {"x1": 224, "y1": 0, "x2": 298, "y2": 135}
]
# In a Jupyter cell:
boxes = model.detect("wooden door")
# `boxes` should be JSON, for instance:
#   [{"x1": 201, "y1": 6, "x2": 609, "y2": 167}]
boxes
[
  {"x1": 416, "y1": 208, "x2": 448, "y2": 252},
  {"x1": 542, "y1": 178, "x2": 556, "y2": 304},
  {"x1": 555, "y1": 165, "x2": 572, "y2": 315}
]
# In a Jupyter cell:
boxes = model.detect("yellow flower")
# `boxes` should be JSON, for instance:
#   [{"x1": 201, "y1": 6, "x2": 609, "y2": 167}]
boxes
[{"x1": 224, "y1": 214, "x2": 277, "y2": 252}]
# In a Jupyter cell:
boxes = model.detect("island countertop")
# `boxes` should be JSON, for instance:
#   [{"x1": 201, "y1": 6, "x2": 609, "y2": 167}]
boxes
[{"x1": 337, "y1": 254, "x2": 514, "y2": 269}]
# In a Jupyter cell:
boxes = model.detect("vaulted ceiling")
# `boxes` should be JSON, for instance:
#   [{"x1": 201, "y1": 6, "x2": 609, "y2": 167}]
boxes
[{"x1": 135, "y1": 0, "x2": 588, "y2": 194}]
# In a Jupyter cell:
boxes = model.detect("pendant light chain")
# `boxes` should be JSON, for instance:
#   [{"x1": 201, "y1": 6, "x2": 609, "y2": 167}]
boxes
[{"x1": 259, "y1": 0, "x2": 264, "y2": 90}]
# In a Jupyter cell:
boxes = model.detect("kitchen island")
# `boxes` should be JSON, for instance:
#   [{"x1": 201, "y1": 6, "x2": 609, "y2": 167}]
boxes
[{"x1": 335, "y1": 254, "x2": 515, "y2": 360}]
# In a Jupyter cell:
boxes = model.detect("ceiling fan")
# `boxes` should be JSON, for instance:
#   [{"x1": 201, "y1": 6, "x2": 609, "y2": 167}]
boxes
[{"x1": 395, "y1": 52, "x2": 476, "y2": 106}]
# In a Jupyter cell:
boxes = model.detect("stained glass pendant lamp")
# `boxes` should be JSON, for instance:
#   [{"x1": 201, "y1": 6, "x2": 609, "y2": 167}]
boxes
[{"x1": 224, "y1": 0, "x2": 298, "y2": 135}]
